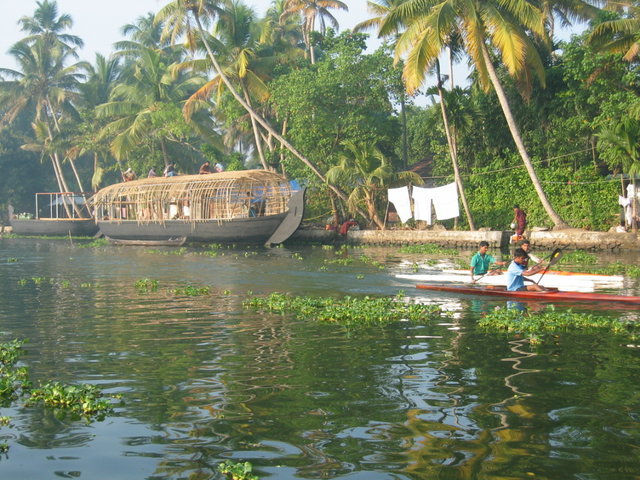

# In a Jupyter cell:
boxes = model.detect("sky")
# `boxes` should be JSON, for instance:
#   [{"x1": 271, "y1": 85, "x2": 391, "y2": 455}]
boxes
[{"x1": 0, "y1": 0, "x2": 374, "y2": 69}]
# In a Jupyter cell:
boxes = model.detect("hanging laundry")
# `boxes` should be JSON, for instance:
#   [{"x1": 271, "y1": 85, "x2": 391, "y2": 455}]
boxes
[
  {"x1": 431, "y1": 183, "x2": 460, "y2": 220},
  {"x1": 387, "y1": 187, "x2": 413, "y2": 223},
  {"x1": 411, "y1": 186, "x2": 434, "y2": 225}
]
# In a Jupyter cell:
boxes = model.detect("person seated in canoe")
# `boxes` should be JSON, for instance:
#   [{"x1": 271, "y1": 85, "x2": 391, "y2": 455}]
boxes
[
  {"x1": 506, "y1": 248, "x2": 546, "y2": 291},
  {"x1": 470, "y1": 241, "x2": 506, "y2": 282},
  {"x1": 519, "y1": 240, "x2": 542, "y2": 264}
]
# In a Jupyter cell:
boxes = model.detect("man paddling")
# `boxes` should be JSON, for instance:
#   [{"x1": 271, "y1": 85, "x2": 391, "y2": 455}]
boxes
[
  {"x1": 506, "y1": 248, "x2": 546, "y2": 291},
  {"x1": 470, "y1": 241, "x2": 506, "y2": 283}
]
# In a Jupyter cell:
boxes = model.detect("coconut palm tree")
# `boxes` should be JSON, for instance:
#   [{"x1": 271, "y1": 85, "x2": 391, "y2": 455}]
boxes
[
  {"x1": 589, "y1": 1, "x2": 640, "y2": 62},
  {"x1": 17, "y1": 0, "x2": 83, "y2": 52},
  {"x1": 0, "y1": 38, "x2": 87, "y2": 199},
  {"x1": 280, "y1": 0, "x2": 348, "y2": 63},
  {"x1": 95, "y1": 45, "x2": 205, "y2": 167},
  {"x1": 376, "y1": 0, "x2": 569, "y2": 228},
  {"x1": 357, "y1": 0, "x2": 475, "y2": 229},
  {"x1": 155, "y1": 0, "x2": 368, "y2": 219},
  {"x1": 327, "y1": 140, "x2": 423, "y2": 229},
  {"x1": 180, "y1": 0, "x2": 273, "y2": 169}
]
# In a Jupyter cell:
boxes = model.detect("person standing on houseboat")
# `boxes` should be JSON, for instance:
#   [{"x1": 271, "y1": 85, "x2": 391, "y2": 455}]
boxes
[
  {"x1": 148, "y1": 167, "x2": 157, "y2": 178},
  {"x1": 470, "y1": 241, "x2": 506, "y2": 282},
  {"x1": 163, "y1": 163, "x2": 176, "y2": 177},
  {"x1": 122, "y1": 168, "x2": 136, "y2": 182},
  {"x1": 199, "y1": 161, "x2": 211, "y2": 174}
]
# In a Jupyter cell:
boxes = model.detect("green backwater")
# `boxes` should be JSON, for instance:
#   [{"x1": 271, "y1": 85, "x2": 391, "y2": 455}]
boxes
[{"x1": 0, "y1": 238, "x2": 639, "y2": 480}]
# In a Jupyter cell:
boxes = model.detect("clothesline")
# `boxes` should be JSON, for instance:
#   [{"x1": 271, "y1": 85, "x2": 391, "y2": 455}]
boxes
[
  {"x1": 387, "y1": 183, "x2": 460, "y2": 225},
  {"x1": 416, "y1": 147, "x2": 594, "y2": 181}
]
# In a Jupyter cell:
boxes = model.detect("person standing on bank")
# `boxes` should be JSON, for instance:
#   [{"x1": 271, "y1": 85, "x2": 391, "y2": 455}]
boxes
[
  {"x1": 512, "y1": 204, "x2": 527, "y2": 238},
  {"x1": 506, "y1": 248, "x2": 546, "y2": 291},
  {"x1": 470, "y1": 241, "x2": 506, "y2": 282}
]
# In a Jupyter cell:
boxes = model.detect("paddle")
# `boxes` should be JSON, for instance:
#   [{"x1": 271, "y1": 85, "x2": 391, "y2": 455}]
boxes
[
  {"x1": 534, "y1": 248, "x2": 564, "y2": 286},
  {"x1": 472, "y1": 267, "x2": 502, "y2": 284}
]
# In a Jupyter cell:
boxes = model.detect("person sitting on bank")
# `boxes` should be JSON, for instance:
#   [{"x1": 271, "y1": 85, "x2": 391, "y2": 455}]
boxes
[
  {"x1": 122, "y1": 168, "x2": 136, "y2": 182},
  {"x1": 506, "y1": 248, "x2": 546, "y2": 291},
  {"x1": 199, "y1": 161, "x2": 211, "y2": 174},
  {"x1": 148, "y1": 167, "x2": 158, "y2": 178},
  {"x1": 519, "y1": 240, "x2": 542, "y2": 264},
  {"x1": 470, "y1": 241, "x2": 506, "y2": 282}
]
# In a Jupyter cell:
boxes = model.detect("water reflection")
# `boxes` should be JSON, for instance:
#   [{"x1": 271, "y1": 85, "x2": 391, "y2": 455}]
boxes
[{"x1": 0, "y1": 238, "x2": 639, "y2": 479}]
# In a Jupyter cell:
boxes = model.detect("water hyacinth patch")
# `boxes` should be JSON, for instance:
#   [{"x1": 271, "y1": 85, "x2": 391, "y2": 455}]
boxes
[
  {"x1": 26, "y1": 382, "x2": 117, "y2": 420},
  {"x1": 171, "y1": 285, "x2": 210, "y2": 296},
  {"x1": 244, "y1": 293, "x2": 443, "y2": 327},
  {"x1": 479, "y1": 306, "x2": 640, "y2": 340},
  {"x1": 218, "y1": 460, "x2": 258, "y2": 480},
  {"x1": 135, "y1": 278, "x2": 159, "y2": 293}
]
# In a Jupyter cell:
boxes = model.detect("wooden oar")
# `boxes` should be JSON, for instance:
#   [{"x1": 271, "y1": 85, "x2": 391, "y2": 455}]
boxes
[
  {"x1": 535, "y1": 248, "x2": 564, "y2": 286},
  {"x1": 472, "y1": 267, "x2": 502, "y2": 284}
]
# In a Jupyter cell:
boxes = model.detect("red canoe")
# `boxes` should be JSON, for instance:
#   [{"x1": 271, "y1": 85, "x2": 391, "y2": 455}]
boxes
[{"x1": 416, "y1": 284, "x2": 640, "y2": 305}]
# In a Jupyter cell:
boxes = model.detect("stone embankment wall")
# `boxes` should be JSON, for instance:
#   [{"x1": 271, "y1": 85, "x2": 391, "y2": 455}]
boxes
[{"x1": 291, "y1": 228, "x2": 640, "y2": 250}]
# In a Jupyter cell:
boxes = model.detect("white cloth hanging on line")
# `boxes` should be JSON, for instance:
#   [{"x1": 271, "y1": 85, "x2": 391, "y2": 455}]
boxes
[
  {"x1": 431, "y1": 182, "x2": 460, "y2": 220},
  {"x1": 411, "y1": 186, "x2": 434, "y2": 225},
  {"x1": 387, "y1": 186, "x2": 413, "y2": 223}
]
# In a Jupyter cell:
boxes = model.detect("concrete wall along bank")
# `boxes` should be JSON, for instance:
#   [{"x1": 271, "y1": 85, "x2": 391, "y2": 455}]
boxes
[{"x1": 291, "y1": 228, "x2": 640, "y2": 250}]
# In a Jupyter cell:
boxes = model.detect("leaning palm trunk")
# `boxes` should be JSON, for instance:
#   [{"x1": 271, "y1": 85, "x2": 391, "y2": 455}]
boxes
[
  {"x1": 435, "y1": 62, "x2": 475, "y2": 230},
  {"x1": 191, "y1": 13, "x2": 369, "y2": 220},
  {"x1": 46, "y1": 97, "x2": 85, "y2": 194},
  {"x1": 481, "y1": 43, "x2": 568, "y2": 229},
  {"x1": 242, "y1": 86, "x2": 269, "y2": 170}
]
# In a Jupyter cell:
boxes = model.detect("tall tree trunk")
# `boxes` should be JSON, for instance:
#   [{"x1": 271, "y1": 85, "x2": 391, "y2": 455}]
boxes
[
  {"x1": 435, "y1": 61, "x2": 475, "y2": 230},
  {"x1": 481, "y1": 43, "x2": 569, "y2": 229},
  {"x1": 192, "y1": 14, "x2": 369, "y2": 220},
  {"x1": 400, "y1": 93, "x2": 408, "y2": 169},
  {"x1": 242, "y1": 86, "x2": 269, "y2": 170},
  {"x1": 160, "y1": 138, "x2": 169, "y2": 167},
  {"x1": 47, "y1": 97, "x2": 85, "y2": 193}
]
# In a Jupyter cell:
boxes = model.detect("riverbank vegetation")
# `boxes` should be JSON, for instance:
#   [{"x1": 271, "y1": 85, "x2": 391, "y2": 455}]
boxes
[{"x1": 1, "y1": 0, "x2": 638, "y2": 230}]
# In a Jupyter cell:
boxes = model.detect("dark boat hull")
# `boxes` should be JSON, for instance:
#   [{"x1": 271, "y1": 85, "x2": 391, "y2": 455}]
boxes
[
  {"x1": 9, "y1": 218, "x2": 99, "y2": 237},
  {"x1": 98, "y1": 213, "x2": 287, "y2": 243},
  {"x1": 98, "y1": 188, "x2": 306, "y2": 245},
  {"x1": 416, "y1": 284, "x2": 640, "y2": 305}
]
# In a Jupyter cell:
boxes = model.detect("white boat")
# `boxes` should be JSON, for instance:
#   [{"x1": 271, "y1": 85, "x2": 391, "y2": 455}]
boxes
[{"x1": 395, "y1": 269, "x2": 624, "y2": 293}]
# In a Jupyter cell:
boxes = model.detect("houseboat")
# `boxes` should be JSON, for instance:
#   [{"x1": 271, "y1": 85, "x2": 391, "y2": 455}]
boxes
[{"x1": 89, "y1": 170, "x2": 305, "y2": 245}]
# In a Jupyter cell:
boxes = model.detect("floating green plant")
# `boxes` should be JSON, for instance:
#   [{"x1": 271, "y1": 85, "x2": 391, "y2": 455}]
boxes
[
  {"x1": 479, "y1": 306, "x2": 640, "y2": 341},
  {"x1": 77, "y1": 238, "x2": 110, "y2": 248},
  {"x1": 7, "y1": 258, "x2": 18, "y2": 262},
  {"x1": 26, "y1": 382, "x2": 117, "y2": 420},
  {"x1": 558, "y1": 250, "x2": 597, "y2": 265},
  {"x1": 172, "y1": 285, "x2": 210, "y2": 296},
  {"x1": 80, "y1": 282, "x2": 92, "y2": 288},
  {"x1": 135, "y1": 278, "x2": 159, "y2": 293},
  {"x1": 31, "y1": 277, "x2": 45, "y2": 285},
  {"x1": 291, "y1": 252, "x2": 304, "y2": 260},
  {"x1": 244, "y1": 292, "x2": 443, "y2": 327},
  {"x1": 17, "y1": 278, "x2": 28, "y2": 286},
  {"x1": 399, "y1": 244, "x2": 459, "y2": 255},
  {"x1": 218, "y1": 460, "x2": 259, "y2": 480}
]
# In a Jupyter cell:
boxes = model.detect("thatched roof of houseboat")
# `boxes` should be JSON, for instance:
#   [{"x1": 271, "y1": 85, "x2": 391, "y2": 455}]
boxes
[{"x1": 91, "y1": 169, "x2": 292, "y2": 204}]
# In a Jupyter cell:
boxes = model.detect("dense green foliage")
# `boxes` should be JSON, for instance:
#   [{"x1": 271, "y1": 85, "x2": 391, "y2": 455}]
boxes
[{"x1": 1, "y1": 0, "x2": 639, "y2": 230}]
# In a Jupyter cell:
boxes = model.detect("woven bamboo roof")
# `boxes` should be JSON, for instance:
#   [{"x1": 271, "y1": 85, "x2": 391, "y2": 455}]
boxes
[{"x1": 91, "y1": 169, "x2": 290, "y2": 203}]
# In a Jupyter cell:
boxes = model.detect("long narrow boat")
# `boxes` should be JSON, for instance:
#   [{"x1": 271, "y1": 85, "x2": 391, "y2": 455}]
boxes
[
  {"x1": 8, "y1": 192, "x2": 98, "y2": 237},
  {"x1": 416, "y1": 284, "x2": 640, "y2": 305},
  {"x1": 90, "y1": 170, "x2": 305, "y2": 246},
  {"x1": 396, "y1": 270, "x2": 623, "y2": 292}
]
